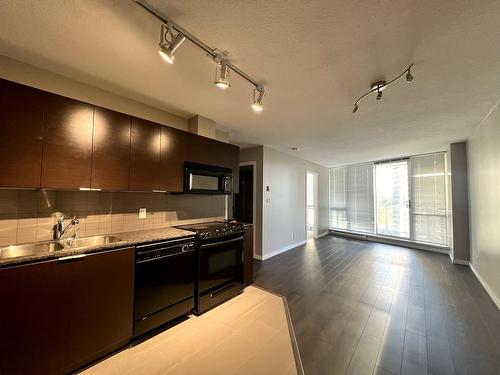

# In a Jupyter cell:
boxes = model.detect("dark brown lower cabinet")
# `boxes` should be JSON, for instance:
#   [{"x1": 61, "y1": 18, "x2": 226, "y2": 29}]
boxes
[
  {"x1": 243, "y1": 225, "x2": 254, "y2": 286},
  {"x1": 0, "y1": 247, "x2": 134, "y2": 375}
]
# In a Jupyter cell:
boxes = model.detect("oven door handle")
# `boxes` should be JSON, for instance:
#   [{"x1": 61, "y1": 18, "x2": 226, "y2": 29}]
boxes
[{"x1": 200, "y1": 236, "x2": 244, "y2": 249}]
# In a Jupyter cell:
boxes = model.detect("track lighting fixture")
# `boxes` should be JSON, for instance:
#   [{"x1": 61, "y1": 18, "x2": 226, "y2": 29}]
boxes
[
  {"x1": 252, "y1": 86, "x2": 266, "y2": 112},
  {"x1": 353, "y1": 64, "x2": 414, "y2": 113},
  {"x1": 214, "y1": 58, "x2": 230, "y2": 89},
  {"x1": 158, "y1": 23, "x2": 186, "y2": 64},
  {"x1": 136, "y1": 0, "x2": 267, "y2": 113}
]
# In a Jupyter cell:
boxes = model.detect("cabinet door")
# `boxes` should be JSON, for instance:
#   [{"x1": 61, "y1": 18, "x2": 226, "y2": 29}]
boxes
[
  {"x1": 0, "y1": 247, "x2": 134, "y2": 375},
  {"x1": 0, "y1": 259, "x2": 71, "y2": 375},
  {"x1": 67, "y1": 248, "x2": 134, "y2": 370},
  {"x1": 0, "y1": 79, "x2": 44, "y2": 188},
  {"x1": 41, "y1": 93, "x2": 94, "y2": 189},
  {"x1": 91, "y1": 107, "x2": 131, "y2": 190},
  {"x1": 129, "y1": 118, "x2": 161, "y2": 191},
  {"x1": 160, "y1": 126, "x2": 191, "y2": 192}
]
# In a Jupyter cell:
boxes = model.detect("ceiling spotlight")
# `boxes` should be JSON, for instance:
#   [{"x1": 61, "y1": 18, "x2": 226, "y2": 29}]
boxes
[
  {"x1": 352, "y1": 63, "x2": 414, "y2": 113},
  {"x1": 371, "y1": 81, "x2": 387, "y2": 92},
  {"x1": 406, "y1": 67, "x2": 414, "y2": 83},
  {"x1": 252, "y1": 86, "x2": 266, "y2": 112},
  {"x1": 158, "y1": 23, "x2": 186, "y2": 64},
  {"x1": 214, "y1": 59, "x2": 230, "y2": 89}
]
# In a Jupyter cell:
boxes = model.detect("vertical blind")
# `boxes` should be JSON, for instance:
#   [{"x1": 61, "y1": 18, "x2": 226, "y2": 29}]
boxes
[
  {"x1": 330, "y1": 163, "x2": 375, "y2": 233},
  {"x1": 410, "y1": 153, "x2": 448, "y2": 246}
]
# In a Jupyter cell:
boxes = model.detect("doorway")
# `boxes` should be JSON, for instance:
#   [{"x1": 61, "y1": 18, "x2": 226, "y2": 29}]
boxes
[
  {"x1": 235, "y1": 162, "x2": 256, "y2": 257},
  {"x1": 306, "y1": 171, "x2": 318, "y2": 239},
  {"x1": 235, "y1": 163, "x2": 254, "y2": 225}
]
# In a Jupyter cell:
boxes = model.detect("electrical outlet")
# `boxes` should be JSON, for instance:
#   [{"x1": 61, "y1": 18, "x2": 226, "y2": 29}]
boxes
[
  {"x1": 265, "y1": 196, "x2": 271, "y2": 205},
  {"x1": 139, "y1": 208, "x2": 147, "y2": 219},
  {"x1": 292, "y1": 233, "x2": 296, "y2": 240}
]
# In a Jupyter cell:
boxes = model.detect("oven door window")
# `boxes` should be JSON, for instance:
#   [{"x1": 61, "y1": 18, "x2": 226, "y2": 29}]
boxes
[{"x1": 199, "y1": 238, "x2": 243, "y2": 292}]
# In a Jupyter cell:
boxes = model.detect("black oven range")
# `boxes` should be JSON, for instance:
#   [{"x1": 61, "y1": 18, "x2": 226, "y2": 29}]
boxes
[{"x1": 175, "y1": 221, "x2": 245, "y2": 315}]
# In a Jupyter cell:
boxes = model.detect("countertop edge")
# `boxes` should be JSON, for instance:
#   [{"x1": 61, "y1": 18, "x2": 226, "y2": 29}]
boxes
[{"x1": 0, "y1": 227, "x2": 196, "y2": 268}]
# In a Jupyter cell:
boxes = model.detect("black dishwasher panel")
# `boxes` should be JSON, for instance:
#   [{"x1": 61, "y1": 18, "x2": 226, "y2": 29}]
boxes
[{"x1": 133, "y1": 237, "x2": 195, "y2": 337}]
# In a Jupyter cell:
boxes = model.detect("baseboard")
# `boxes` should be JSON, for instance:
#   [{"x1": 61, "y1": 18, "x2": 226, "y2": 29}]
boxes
[
  {"x1": 469, "y1": 262, "x2": 500, "y2": 310},
  {"x1": 448, "y1": 252, "x2": 470, "y2": 265},
  {"x1": 253, "y1": 254, "x2": 263, "y2": 261},
  {"x1": 317, "y1": 231, "x2": 329, "y2": 238},
  {"x1": 261, "y1": 240, "x2": 307, "y2": 260},
  {"x1": 452, "y1": 258, "x2": 470, "y2": 266}
]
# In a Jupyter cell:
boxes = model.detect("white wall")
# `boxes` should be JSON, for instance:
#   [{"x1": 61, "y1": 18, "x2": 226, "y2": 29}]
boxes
[
  {"x1": 467, "y1": 100, "x2": 500, "y2": 308},
  {"x1": 261, "y1": 147, "x2": 329, "y2": 259},
  {"x1": 0, "y1": 55, "x2": 188, "y2": 130}
]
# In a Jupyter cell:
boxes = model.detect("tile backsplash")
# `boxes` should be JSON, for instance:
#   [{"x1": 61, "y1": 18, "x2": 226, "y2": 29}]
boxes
[{"x1": 0, "y1": 190, "x2": 227, "y2": 246}]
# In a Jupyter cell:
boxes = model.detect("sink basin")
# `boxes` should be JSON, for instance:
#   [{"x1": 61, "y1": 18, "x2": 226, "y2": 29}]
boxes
[
  {"x1": 0, "y1": 236, "x2": 124, "y2": 261},
  {"x1": 64, "y1": 235, "x2": 123, "y2": 249},
  {"x1": 0, "y1": 241, "x2": 65, "y2": 260}
]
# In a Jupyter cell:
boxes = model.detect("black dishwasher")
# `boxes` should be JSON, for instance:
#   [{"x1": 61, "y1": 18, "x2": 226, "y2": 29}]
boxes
[{"x1": 133, "y1": 236, "x2": 195, "y2": 337}]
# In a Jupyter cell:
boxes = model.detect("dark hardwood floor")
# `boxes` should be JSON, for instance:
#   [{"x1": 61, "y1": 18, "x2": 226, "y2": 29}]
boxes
[{"x1": 254, "y1": 235, "x2": 500, "y2": 375}]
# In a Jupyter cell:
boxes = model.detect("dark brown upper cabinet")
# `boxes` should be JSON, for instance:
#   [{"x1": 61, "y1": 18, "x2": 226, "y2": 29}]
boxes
[
  {"x1": 91, "y1": 107, "x2": 131, "y2": 190},
  {"x1": 160, "y1": 126, "x2": 195, "y2": 192},
  {"x1": 0, "y1": 78, "x2": 239, "y2": 192},
  {"x1": 41, "y1": 93, "x2": 94, "y2": 189},
  {"x1": 129, "y1": 117, "x2": 161, "y2": 191},
  {"x1": 0, "y1": 79, "x2": 44, "y2": 188}
]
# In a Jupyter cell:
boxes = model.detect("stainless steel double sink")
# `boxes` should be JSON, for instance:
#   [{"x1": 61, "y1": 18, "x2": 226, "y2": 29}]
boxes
[{"x1": 0, "y1": 235, "x2": 123, "y2": 260}]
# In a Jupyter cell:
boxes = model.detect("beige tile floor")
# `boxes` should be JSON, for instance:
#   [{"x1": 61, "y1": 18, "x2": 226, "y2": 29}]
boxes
[{"x1": 80, "y1": 286, "x2": 300, "y2": 375}]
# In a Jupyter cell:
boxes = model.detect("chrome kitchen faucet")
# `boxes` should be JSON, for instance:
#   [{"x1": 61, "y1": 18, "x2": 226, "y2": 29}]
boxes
[{"x1": 54, "y1": 216, "x2": 80, "y2": 240}]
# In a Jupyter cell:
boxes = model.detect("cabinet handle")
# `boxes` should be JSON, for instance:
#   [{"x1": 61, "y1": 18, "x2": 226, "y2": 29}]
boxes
[{"x1": 58, "y1": 254, "x2": 87, "y2": 262}]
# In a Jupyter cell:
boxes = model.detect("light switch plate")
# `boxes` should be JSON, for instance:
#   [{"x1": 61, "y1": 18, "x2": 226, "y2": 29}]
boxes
[{"x1": 139, "y1": 208, "x2": 147, "y2": 219}]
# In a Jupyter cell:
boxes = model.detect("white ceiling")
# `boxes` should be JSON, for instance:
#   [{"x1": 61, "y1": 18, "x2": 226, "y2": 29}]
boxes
[{"x1": 1, "y1": 0, "x2": 500, "y2": 167}]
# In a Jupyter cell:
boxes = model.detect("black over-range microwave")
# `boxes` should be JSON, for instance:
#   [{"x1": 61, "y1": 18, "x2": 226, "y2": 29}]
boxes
[{"x1": 184, "y1": 162, "x2": 232, "y2": 195}]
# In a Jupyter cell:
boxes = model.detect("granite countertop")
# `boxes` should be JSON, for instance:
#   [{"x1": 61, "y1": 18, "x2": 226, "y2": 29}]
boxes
[{"x1": 0, "y1": 226, "x2": 196, "y2": 268}]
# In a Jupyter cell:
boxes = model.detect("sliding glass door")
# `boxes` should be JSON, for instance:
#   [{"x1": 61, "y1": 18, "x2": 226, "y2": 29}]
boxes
[
  {"x1": 329, "y1": 152, "x2": 448, "y2": 247},
  {"x1": 410, "y1": 154, "x2": 448, "y2": 246},
  {"x1": 375, "y1": 160, "x2": 410, "y2": 238}
]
